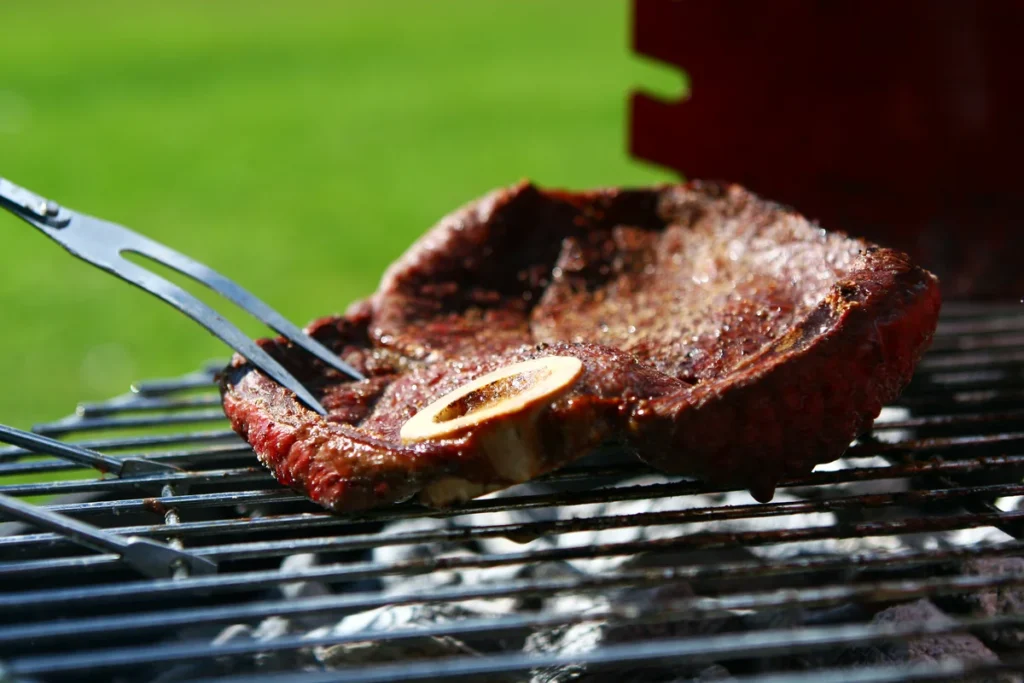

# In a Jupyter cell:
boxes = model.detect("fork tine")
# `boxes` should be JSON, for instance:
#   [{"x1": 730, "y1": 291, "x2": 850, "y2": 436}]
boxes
[
  {"x1": 1, "y1": 176, "x2": 354, "y2": 413},
  {"x1": 110, "y1": 259, "x2": 330, "y2": 416},
  {"x1": 125, "y1": 235, "x2": 366, "y2": 382}
]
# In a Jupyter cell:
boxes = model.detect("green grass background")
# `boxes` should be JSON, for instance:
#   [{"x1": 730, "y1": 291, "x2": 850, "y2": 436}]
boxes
[{"x1": 1, "y1": 0, "x2": 679, "y2": 430}]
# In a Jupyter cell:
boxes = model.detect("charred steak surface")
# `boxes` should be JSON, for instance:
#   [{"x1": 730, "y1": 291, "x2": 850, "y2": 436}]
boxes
[{"x1": 220, "y1": 182, "x2": 941, "y2": 512}]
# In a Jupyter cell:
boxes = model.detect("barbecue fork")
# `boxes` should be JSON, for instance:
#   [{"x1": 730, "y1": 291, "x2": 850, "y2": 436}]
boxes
[{"x1": 0, "y1": 177, "x2": 364, "y2": 415}]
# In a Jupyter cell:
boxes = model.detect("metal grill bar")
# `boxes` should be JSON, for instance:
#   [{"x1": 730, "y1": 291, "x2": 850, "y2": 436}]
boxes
[
  {"x1": 185, "y1": 649, "x2": 1022, "y2": 683},
  {"x1": 32, "y1": 410, "x2": 229, "y2": 437},
  {"x1": 8, "y1": 563, "x2": 1024, "y2": 648},
  {"x1": 2, "y1": 474, "x2": 1021, "y2": 562},
  {"x1": 191, "y1": 662, "x2": 1021, "y2": 683},
  {"x1": 0, "y1": 467, "x2": 271, "y2": 497},
  {"x1": 0, "y1": 424, "x2": 168, "y2": 476},
  {"x1": 0, "y1": 401, "x2": 1015, "y2": 488},
  {"x1": 0, "y1": 409, "x2": 1016, "y2": 478},
  {"x1": 919, "y1": 349, "x2": 1024, "y2": 371},
  {"x1": 926, "y1": 331, "x2": 1024, "y2": 352},
  {"x1": 11, "y1": 613, "x2": 1024, "y2": 682},
  {"x1": 0, "y1": 429, "x2": 241, "y2": 461},
  {"x1": 866, "y1": 408, "x2": 1024, "y2": 429},
  {"x1": 0, "y1": 445, "x2": 253, "y2": 477},
  {"x1": 6, "y1": 536, "x2": 1024, "y2": 620},
  {"x1": 77, "y1": 394, "x2": 223, "y2": 417},
  {"x1": 3, "y1": 480, "x2": 1022, "y2": 574},
  {"x1": 936, "y1": 315, "x2": 1024, "y2": 335},
  {"x1": 899, "y1": 388, "x2": 1024, "y2": 408},
  {"x1": 13, "y1": 449, "x2": 1023, "y2": 520},
  {"x1": 0, "y1": 492, "x2": 216, "y2": 579},
  {"x1": 7, "y1": 606, "x2": 1024, "y2": 680},
  {"x1": 129, "y1": 364, "x2": 224, "y2": 394},
  {"x1": 5, "y1": 535, "x2": 1022, "y2": 610},
  {"x1": 12, "y1": 420, "x2": 1024, "y2": 474},
  {"x1": 2, "y1": 304, "x2": 1023, "y2": 683}
]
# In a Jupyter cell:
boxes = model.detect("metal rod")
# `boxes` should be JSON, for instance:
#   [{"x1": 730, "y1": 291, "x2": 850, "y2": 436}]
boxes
[
  {"x1": 0, "y1": 424, "x2": 176, "y2": 476},
  {"x1": 4, "y1": 568, "x2": 1024, "y2": 652},
  {"x1": 0, "y1": 429, "x2": 241, "y2": 461},
  {"x1": 919, "y1": 349, "x2": 1024, "y2": 370},
  {"x1": 178, "y1": 633, "x2": 1024, "y2": 683},
  {"x1": 4, "y1": 504, "x2": 1024, "y2": 609},
  {"x1": 2, "y1": 301, "x2": 1024, "y2": 681},
  {"x1": 0, "y1": 493, "x2": 215, "y2": 579},
  {"x1": 32, "y1": 410, "x2": 228, "y2": 437},
  {"x1": 0, "y1": 444, "x2": 253, "y2": 478},
  {"x1": 9, "y1": 605, "x2": 1024, "y2": 680},
  {"x1": 6, "y1": 477, "x2": 1024, "y2": 566},
  {"x1": 27, "y1": 452, "x2": 1024, "y2": 520},
  {"x1": 130, "y1": 368, "x2": 221, "y2": 395},
  {"x1": 0, "y1": 467, "x2": 270, "y2": 497},
  {"x1": 77, "y1": 393, "x2": 222, "y2": 418}
]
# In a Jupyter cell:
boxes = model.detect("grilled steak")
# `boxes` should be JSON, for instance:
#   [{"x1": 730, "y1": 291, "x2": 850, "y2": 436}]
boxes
[{"x1": 220, "y1": 181, "x2": 941, "y2": 512}]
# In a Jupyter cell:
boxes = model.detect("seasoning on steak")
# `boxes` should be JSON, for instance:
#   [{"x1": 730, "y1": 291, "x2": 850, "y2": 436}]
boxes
[{"x1": 219, "y1": 181, "x2": 941, "y2": 513}]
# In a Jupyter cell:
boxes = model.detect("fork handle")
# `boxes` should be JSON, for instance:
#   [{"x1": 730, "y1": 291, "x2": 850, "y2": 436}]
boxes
[{"x1": 0, "y1": 177, "x2": 70, "y2": 228}]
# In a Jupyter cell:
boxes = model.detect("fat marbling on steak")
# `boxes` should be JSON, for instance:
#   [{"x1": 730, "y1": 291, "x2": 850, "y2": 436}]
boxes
[{"x1": 220, "y1": 181, "x2": 941, "y2": 512}]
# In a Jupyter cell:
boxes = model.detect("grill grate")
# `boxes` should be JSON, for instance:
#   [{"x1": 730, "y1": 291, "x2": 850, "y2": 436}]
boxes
[{"x1": 3, "y1": 304, "x2": 1024, "y2": 682}]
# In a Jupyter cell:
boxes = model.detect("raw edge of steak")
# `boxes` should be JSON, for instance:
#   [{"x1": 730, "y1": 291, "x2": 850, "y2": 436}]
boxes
[{"x1": 219, "y1": 180, "x2": 941, "y2": 512}]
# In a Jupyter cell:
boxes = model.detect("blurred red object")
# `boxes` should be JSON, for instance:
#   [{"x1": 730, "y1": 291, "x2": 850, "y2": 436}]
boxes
[{"x1": 630, "y1": 0, "x2": 1024, "y2": 299}]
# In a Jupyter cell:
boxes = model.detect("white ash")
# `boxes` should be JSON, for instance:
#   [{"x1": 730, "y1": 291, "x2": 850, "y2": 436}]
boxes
[
  {"x1": 870, "y1": 406, "x2": 914, "y2": 443},
  {"x1": 305, "y1": 602, "x2": 489, "y2": 670},
  {"x1": 996, "y1": 496, "x2": 1024, "y2": 512},
  {"x1": 205, "y1": 404, "x2": 1016, "y2": 677},
  {"x1": 831, "y1": 599, "x2": 1022, "y2": 683}
]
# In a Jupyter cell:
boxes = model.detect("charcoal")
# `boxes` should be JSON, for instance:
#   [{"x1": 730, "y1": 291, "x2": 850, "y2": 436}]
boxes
[
  {"x1": 525, "y1": 620, "x2": 602, "y2": 682},
  {"x1": 317, "y1": 633, "x2": 480, "y2": 667},
  {"x1": 373, "y1": 471, "x2": 1014, "y2": 591},
  {"x1": 205, "y1": 617, "x2": 318, "y2": 676},
  {"x1": 202, "y1": 406, "x2": 1024, "y2": 681},
  {"x1": 836, "y1": 599, "x2": 1020, "y2": 683},
  {"x1": 523, "y1": 580, "x2": 730, "y2": 683},
  {"x1": 307, "y1": 601, "x2": 511, "y2": 669},
  {"x1": 691, "y1": 664, "x2": 734, "y2": 680},
  {"x1": 936, "y1": 557, "x2": 1024, "y2": 649},
  {"x1": 523, "y1": 661, "x2": 732, "y2": 683}
]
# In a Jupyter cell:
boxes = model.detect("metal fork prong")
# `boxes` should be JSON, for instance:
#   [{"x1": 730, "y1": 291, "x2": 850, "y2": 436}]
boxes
[
  {"x1": 109, "y1": 259, "x2": 329, "y2": 416},
  {"x1": 123, "y1": 236, "x2": 366, "y2": 382},
  {"x1": 0, "y1": 177, "x2": 344, "y2": 413}
]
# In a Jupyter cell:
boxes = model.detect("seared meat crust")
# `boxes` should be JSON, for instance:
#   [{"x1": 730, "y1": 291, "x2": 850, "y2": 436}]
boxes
[{"x1": 220, "y1": 181, "x2": 941, "y2": 512}]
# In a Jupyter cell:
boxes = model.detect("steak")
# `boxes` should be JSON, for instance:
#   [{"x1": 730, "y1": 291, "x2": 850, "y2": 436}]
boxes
[{"x1": 220, "y1": 181, "x2": 941, "y2": 512}]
